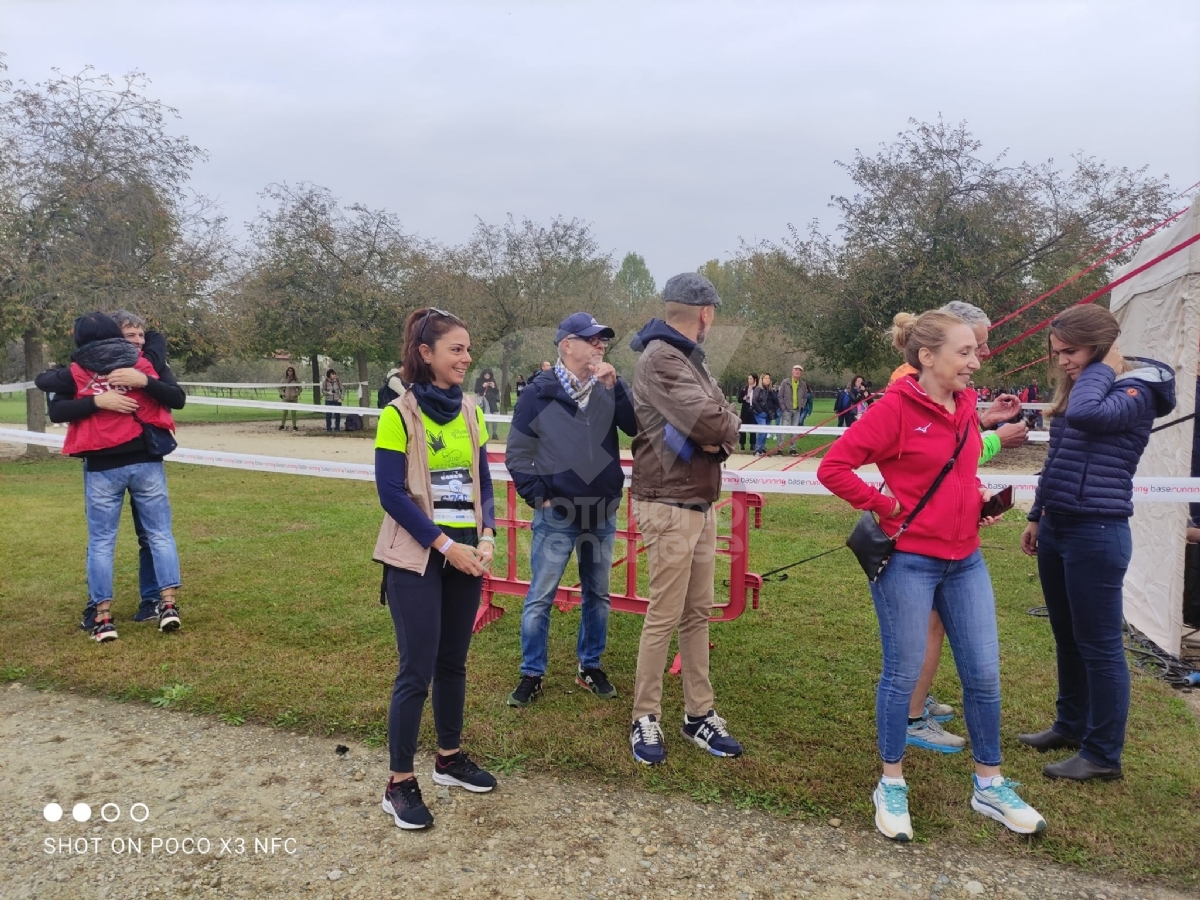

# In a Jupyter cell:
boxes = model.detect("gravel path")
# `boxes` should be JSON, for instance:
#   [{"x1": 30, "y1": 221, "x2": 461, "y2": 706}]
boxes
[{"x1": 3, "y1": 683, "x2": 1189, "y2": 900}]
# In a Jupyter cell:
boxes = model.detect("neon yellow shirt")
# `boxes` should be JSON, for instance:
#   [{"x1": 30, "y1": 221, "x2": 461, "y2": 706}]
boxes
[{"x1": 375, "y1": 404, "x2": 486, "y2": 527}]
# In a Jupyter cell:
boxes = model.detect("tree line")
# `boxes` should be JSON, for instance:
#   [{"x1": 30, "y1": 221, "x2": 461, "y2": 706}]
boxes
[{"x1": 0, "y1": 62, "x2": 1177, "y2": 433}]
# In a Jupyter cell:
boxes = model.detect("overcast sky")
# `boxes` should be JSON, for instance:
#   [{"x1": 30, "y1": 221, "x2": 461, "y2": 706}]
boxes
[{"x1": 2, "y1": 1, "x2": 1197, "y2": 282}]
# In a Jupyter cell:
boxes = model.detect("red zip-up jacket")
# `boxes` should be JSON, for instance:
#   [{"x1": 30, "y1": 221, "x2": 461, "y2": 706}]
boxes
[
  {"x1": 817, "y1": 376, "x2": 984, "y2": 561},
  {"x1": 62, "y1": 357, "x2": 176, "y2": 456}
]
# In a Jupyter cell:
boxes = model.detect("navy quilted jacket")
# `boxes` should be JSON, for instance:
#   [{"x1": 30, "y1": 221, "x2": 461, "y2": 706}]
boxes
[{"x1": 1029, "y1": 357, "x2": 1176, "y2": 521}]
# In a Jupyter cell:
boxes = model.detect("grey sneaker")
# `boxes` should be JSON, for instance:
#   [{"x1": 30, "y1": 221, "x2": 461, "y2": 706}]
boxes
[
  {"x1": 906, "y1": 714, "x2": 966, "y2": 753},
  {"x1": 925, "y1": 694, "x2": 955, "y2": 722}
]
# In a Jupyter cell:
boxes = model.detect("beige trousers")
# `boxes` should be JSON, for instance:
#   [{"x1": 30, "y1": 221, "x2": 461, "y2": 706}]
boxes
[{"x1": 631, "y1": 500, "x2": 717, "y2": 721}]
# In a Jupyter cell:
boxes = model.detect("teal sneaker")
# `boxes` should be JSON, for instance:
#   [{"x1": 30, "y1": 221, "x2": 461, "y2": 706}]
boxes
[
  {"x1": 971, "y1": 777, "x2": 1046, "y2": 834},
  {"x1": 871, "y1": 780, "x2": 912, "y2": 842}
]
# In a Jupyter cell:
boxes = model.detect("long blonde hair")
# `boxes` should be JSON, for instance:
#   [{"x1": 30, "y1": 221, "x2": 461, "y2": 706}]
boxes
[{"x1": 1046, "y1": 305, "x2": 1123, "y2": 418}]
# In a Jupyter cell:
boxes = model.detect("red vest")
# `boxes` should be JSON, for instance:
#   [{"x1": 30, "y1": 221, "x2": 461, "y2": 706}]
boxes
[{"x1": 62, "y1": 356, "x2": 177, "y2": 456}]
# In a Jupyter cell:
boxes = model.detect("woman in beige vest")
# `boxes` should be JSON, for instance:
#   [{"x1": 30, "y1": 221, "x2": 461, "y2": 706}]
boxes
[{"x1": 374, "y1": 307, "x2": 497, "y2": 831}]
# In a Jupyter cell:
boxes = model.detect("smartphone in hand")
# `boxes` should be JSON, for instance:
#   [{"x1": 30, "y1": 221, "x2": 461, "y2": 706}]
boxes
[{"x1": 980, "y1": 485, "x2": 1014, "y2": 519}]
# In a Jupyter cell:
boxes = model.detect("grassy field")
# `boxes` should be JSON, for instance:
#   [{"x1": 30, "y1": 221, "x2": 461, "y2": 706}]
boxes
[{"x1": 4, "y1": 455, "x2": 1194, "y2": 886}]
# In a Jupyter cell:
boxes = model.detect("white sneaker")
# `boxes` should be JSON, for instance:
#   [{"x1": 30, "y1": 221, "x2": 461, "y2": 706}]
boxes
[
  {"x1": 872, "y1": 780, "x2": 912, "y2": 842},
  {"x1": 925, "y1": 694, "x2": 955, "y2": 721},
  {"x1": 971, "y1": 777, "x2": 1047, "y2": 834},
  {"x1": 906, "y1": 714, "x2": 966, "y2": 753}
]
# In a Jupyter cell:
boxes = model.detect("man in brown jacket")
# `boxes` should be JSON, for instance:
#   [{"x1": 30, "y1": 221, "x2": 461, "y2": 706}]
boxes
[{"x1": 627, "y1": 272, "x2": 744, "y2": 766}]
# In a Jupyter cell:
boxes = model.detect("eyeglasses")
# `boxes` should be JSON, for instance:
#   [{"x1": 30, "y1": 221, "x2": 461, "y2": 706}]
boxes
[
  {"x1": 417, "y1": 307, "x2": 455, "y2": 345},
  {"x1": 570, "y1": 335, "x2": 610, "y2": 349}
]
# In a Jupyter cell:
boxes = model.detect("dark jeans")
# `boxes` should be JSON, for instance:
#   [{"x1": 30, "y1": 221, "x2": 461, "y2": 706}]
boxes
[
  {"x1": 385, "y1": 548, "x2": 482, "y2": 773},
  {"x1": 1037, "y1": 512, "x2": 1132, "y2": 769},
  {"x1": 129, "y1": 497, "x2": 160, "y2": 602},
  {"x1": 837, "y1": 411, "x2": 857, "y2": 428},
  {"x1": 325, "y1": 399, "x2": 342, "y2": 431}
]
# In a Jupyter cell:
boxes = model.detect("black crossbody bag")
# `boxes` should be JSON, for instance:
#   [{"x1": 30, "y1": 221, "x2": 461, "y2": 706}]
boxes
[{"x1": 846, "y1": 427, "x2": 970, "y2": 582}]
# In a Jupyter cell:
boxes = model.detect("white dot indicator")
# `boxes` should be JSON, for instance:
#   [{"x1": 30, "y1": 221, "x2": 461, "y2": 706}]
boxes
[
  {"x1": 43, "y1": 803, "x2": 63, "y2": 823},
  {"x1": 72, "y1": 803, "x2": 92, "y2": 823}
]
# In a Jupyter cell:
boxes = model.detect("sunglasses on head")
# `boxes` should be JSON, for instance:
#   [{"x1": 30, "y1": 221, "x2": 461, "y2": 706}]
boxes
[{"x1": 417, "y1": 307, "x2": 457, "y2": 344}]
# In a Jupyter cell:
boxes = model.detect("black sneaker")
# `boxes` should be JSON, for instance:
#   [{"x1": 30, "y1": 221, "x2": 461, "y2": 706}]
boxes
[
  {"x1": 157, "y1": 601, "x2": 181, "y2": 633},
  {"x1": 381, "y1": 777, "x2": 433, "y2": 830},
  {"x1": 682, "y1": 709, "x2": 744, "y2": 758},
  {"x1": 576, "y1": 666, "x2": 617, "y2": 700},
  {"x1": 432, "y1": 751, "x2": 496, "y2": 793},
  {"x1": 91, "y1": 615, "x2": 118, "y2": 643},
  {"x1": 79, "y1": 605, "x2": 97, "y2": 633},
  {"x1": 507, "y1": 675, "x2": 543, "y2": 707},
  {"x1": 133, "y1": 600, "x2": 161, "y2": 623}
]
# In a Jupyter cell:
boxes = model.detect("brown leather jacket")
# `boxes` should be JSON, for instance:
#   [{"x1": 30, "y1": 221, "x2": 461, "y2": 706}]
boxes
[{"x1": 630, "y1": 322, "x2": 740, "y2": 506}]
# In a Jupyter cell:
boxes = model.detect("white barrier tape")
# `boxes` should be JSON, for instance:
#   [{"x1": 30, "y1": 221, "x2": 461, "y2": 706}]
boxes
[
  {"x1": 739, "y1": 423, "x2": 1049, "y2": 442},
  {"x1": 182, "y1": 395, "x2": 514, "y2": 421},
  {"x1": 3, "y1": 427, "x2": 1198, "y2": 503},
  {"x1": 177, "y1": 381, "x2": 367, "y2": 389},
  {"x1": 978, "y1": 401, "x2": 1052, "y2": 410},
  {"x1": 0, "y1": 381, "x2": 37, "y2": 392}
]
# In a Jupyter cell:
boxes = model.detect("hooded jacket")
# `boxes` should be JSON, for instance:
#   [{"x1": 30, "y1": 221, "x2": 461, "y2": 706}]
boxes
[
  {"x1": 505, "y1": 367, "x2": 637, "y2": 518},
  {"x1": 1029, "y1": 357, "x2": 1176, "y2": 521},
  {"x1": 629, "y1": 319, "x2": 740, "y2": 506},
  {"x1": 818, "y1": 375, "x2": 984, "y2": 561}
]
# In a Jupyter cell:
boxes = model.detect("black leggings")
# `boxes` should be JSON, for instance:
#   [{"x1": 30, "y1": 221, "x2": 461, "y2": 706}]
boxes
[{"x1": 385, "y1": 554, "x2": 482, "y2": 773}]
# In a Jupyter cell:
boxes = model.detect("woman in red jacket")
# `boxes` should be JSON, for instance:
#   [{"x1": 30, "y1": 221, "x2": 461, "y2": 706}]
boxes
[{"x1": 818, "y1": 310, "x2": 1045, "y2": 842}]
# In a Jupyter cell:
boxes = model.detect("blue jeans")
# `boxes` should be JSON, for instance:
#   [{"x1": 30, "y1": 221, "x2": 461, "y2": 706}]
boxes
[
  {"x1": 129, "y1": 498, "x2": 161, "y2": 602},
  {"x1": 325, "y1": 399, "x2": 342, "y2": 431},
  {"x1": 519, "y1": 505, "x2": 616, "y2": 676},
  {"x1": 1037, "y1": 512, "x2": 1132, "y2": 769},
  {"x1": 84, "y1": 462, "x2": 181, "y2": 606},
  {"x1": 753, "y1": 412, "x2": 768, "y2": 453},
  {"x1": 869, "y1": 550, "x2": 1002, "y2": 766}
]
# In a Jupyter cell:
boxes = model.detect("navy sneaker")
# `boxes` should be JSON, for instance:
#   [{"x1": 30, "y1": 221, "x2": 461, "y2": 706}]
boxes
[
  {"x1": 506, "y1": 675, "x2": 543, "y2": 707},
  {"x1": 432, "y1": 751, "x2": 496, "y2": 793},
  {"x1": 682, "y1": 709, "x2": 743, "y2": 758},
  {"x1": 381, "y1": 777, "x2": 433, "y2": 830},
  {"x1": 134, "y1": 600, "x2": 161, "y2": 623},
  {"x1": 79, "y1": 605, "x2": 98, "y2": 633},
  {"x1": 630, "y1": 715, "x2": 666, "y2": 766}
]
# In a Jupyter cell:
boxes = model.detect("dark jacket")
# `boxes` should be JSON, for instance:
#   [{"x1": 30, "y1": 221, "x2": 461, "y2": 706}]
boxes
[
  {"x1": 778, "y1": 378, "x2": 810, "y2": 413},
  {"x1": 36, "y1": 331, "x2": 186, "y2": 471},
  {"x1": 738, "y1": 385, "x2": 757, "y2": 423},
  {"x1": 752, "y1": 385, "x2": 779, "y2": 417},
  {"x1": 1030, "y1": 357, "x2": 1176, "y2": 521},
  {"x1": 629, "y1": 319, "x2": 740, "y2": 506},
  {"x1": 505, "y1": 368, "x2": 637, "y2": 520}
]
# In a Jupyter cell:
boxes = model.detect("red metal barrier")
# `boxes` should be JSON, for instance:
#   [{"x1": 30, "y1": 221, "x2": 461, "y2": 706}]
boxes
[{"x1": 474, "y1": 454, "x2": 763, "y2": 632}]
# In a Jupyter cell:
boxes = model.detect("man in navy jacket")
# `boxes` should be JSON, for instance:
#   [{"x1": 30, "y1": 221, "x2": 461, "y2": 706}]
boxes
[{"x1": 504, "y1": 313, "x2": 637, "y2": 707}]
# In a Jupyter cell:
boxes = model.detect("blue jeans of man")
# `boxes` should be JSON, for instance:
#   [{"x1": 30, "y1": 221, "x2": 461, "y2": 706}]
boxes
[
  {"x1": 519, "y1": 505, "x2": 616, "y2": 676},
  {"x1": 869, "y1": 549, "x2": 1002, "y2": 766},
  {"x1": 129, "y1": 497, "x2": 161, "y2": 602},
  {"x1": 84, "y1": 462, "x2": 182, "y2": 606},
  {"x1": 1037, "y1": 512, "x2": 1132, "y2": 770},
  {"x1": 753, "y1": 412, "x2": 768, "y2": 453}
]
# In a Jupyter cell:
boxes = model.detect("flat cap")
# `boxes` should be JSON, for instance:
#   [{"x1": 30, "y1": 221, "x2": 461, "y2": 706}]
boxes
[{"x1": 662, "y1": 272, "x2": 722, "y2": 307}]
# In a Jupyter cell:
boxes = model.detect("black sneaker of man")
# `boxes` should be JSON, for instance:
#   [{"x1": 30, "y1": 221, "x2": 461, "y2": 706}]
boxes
[
  {"x1": 133, "y1": 600, "x2": 160, "y2": 623},
  {"x1": 507, "y1": 674, "x2": 543, "y2": 707},
  {"x1": 381, "y1": 776, "x2": 433, "y2": 830},
  {"x1": 576, "y1": 666, "x2": 618, "y2": 699},
  {"x1": 432, "y1": 751, "x2": 496, "y2": 793},
  {"x1": 79, "y1": 604, "x2": 97, "y2": 633},
  {"x1": 682, "y1": 709, "x2": 744, "y2": 757},
  {"x1": 158, "y1": 601, "x2": 181, "y2": 633},
  {"x1": 91, "y1": 615, "x2": 118, "y2": 643}
]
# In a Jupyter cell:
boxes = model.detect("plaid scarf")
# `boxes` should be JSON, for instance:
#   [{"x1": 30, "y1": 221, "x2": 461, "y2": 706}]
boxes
[{"x1": 554, "y1": 359, "x2": 596, "y2": 411}]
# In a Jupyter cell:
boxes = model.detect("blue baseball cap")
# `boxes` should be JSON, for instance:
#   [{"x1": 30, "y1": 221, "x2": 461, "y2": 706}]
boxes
[{"x1": 555, "y1": 312, "x2": 615, "y2": 344}]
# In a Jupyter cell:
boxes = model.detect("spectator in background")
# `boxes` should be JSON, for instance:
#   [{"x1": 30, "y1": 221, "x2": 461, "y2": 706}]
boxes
[
  {"x1": 474, "y1": 367, "x2": 501, "y2": 441},
  {"x1": 322, "y1": 368, "x2": 344, "y2": 432},
  {"x1": 514, "y1": 374, "x2": 528, "y2": 398},
  {"x1": 778, "y1": 364, "x2": 811, "y2": 456},
  {"x1": 737, "y1": 374, "x2": 758, "y2": 452},
  {"x1": 541, "y1": 360, "x2": 553, "y2": 372},
  {"x1": 278, "y1": 366, "x2": 301, "y2": 431},
  {"x1": 751, "y1": 373, "x2": 779, "y2": 456}
]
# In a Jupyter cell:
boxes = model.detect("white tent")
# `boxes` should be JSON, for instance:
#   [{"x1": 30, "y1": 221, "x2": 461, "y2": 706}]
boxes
[{"x1": 1109, "y1": 197, "x2": 1200, "y2": 656}]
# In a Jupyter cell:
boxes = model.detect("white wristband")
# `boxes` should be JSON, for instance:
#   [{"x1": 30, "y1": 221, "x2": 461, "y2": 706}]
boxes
[{"x1": 437, "y1": 537, "x2": 454, "y2": 554}]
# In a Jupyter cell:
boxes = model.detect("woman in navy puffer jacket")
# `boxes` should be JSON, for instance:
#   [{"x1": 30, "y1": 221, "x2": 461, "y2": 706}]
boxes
[{"x1": 1019, "y1": 305, "x2": 1176, "y2": 782}]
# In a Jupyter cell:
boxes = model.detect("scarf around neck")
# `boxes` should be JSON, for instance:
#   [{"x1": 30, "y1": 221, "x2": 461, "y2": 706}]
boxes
[
  {"x1": 554, "y1": 359, "x2": 597, "y2": 411},
  {"x1": 411, "y1": 382, "x2": 464, "y2": 425}
]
